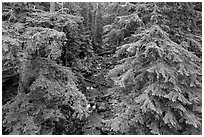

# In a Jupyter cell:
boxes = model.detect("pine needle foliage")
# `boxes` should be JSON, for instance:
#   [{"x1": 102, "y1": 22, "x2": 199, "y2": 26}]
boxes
[
  {"x1": 105, "y1": 2, "x2": 202, "y2": 135},
  {"x1": 2, "y1": 3, "x2": 89, "y2": 135},
  {"x1": 2, "y1": 22, "x2": 22, "y2": 104}
]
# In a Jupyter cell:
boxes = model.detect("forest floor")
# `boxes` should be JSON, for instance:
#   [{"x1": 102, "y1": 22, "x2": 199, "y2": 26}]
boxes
[{"x1": 80, "y1": 54, "x2": 116, "y2": 134}]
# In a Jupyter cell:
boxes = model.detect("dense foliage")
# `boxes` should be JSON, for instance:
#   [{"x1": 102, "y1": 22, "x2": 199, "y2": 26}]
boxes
[
  {"x1": 2, "y1": 2, "x2": 202, "y2": 135},
  {"x1": 2, "y1": 3, "x2": 89, "y2": 135},
  {"x1": 104, "y1": 2, "x2": 202, "y2": 135}
]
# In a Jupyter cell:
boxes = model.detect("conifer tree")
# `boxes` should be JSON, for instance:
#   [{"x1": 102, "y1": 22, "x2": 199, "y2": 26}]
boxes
[
  {"x1": 2, "y1": 3, "x2": 89, "y2": 135},
  {"x1": 104, "y1": 2, "x2": 202, "y2": 135},
  {"x1": 2, "y1": 2, "x2": 202, "y2": 135}
]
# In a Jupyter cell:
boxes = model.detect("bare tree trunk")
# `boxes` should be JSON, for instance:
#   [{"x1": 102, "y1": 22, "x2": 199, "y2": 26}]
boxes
[
  {"x1": 92, "y1": 2, "x2": 103, "y2": 53},
  {"x1": 93, "y1": 2, "x2": 99, "y2": 45},
  {"x1": 50, "y1": 2, "x2": 55, "y2": 13},
  {"x1": 61, "y1": 2, "x2": 63, "y2": 13}
]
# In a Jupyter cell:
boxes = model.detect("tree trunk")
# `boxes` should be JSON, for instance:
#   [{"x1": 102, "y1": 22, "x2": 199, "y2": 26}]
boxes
[
  {"x1": 92, "y1": 2, "x2": 103, "y2": 53},
  {"x1": 93, "y1": 2, "x2": 98, "y2": 44},
  {"x1": 50, "y1": 2, "x2": 55, "y2": 13}
]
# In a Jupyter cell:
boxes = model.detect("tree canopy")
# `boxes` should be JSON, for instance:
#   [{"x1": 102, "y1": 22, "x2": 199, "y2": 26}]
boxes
[{"x1": 2, "y1": 2, "x2": 202, "y2": 135}]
